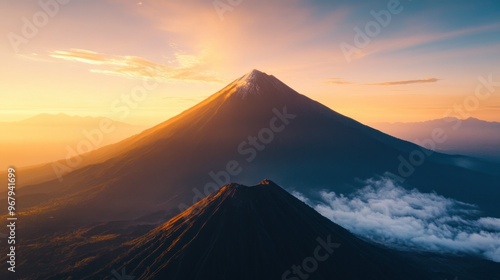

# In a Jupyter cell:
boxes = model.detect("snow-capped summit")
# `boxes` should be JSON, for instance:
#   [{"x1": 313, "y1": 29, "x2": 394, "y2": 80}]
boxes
[
  {"x1": 241, "y1": 69, "x2": 267, "y2": 81},
  {"x1": 223, "y1": 69, "x2": 296, "y2": 100}
]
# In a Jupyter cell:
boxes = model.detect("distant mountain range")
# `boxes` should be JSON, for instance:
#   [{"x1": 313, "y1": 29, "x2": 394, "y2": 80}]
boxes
[
  {"x1": 0, "y1": 114, "x2": 146, "y2": 167},
  {"x1": 1, "y1": 70, "x2": 499, "y2": 279},
  {"x1": 371, "y1": 118, "x2": 500, "y2": 162}
]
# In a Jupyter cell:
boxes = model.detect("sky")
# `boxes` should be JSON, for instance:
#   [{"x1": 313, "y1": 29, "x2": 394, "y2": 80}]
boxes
[{"x1": 1, "y1": 0, "x2": 500, "y2": 125}]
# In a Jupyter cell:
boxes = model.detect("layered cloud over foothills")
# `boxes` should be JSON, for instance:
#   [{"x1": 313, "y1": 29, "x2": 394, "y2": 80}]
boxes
[{"x1": 293, "y1": 177, "x2": 500, "y2": 262}]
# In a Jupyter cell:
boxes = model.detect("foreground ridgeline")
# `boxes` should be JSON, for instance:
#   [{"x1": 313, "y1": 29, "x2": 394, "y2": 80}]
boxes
[{"x1": 80, "y1": 180, "x2": 427, "y2": 279}]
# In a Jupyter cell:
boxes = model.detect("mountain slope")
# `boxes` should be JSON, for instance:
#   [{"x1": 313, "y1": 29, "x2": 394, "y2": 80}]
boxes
[
  {"x1": 2, "y1": 70, "x2": 500, "y2": 279},
  {"x1": 81, "y1": 180, "x2": 422, "y2": 279},
  {"x1": 6, "y1": 181, "x2": 500, "y2": 279},
  {"x1": 9, "y1": 70, "x2": 500, "y2": 234}
]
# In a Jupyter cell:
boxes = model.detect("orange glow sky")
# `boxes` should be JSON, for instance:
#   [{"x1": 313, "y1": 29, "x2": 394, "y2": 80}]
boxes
[{"x1": 1, "y1": 0, "x2": 499, "y2": 126}]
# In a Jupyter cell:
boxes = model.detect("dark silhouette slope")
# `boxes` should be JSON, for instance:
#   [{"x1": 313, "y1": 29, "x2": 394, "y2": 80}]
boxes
[
  {"x1": 9, "y1": 181, "x2": 500, "y2": 279},
  {"x1": 88, "y1": 180, "x2": 425, "y2": 280}
]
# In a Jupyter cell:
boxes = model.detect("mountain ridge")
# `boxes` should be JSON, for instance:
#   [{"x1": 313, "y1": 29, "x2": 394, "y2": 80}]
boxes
[
  {"x1": 84, "y1": 180, "x2": 427, "y2": 280},
  {"x1": 2, "y1": 69, "x2": 500, "y2": 279},
  {"x1": 9, "y1": 69, "x2": 500, "y2": 224},
  {"x1": 371, "y1": 117, "x2": 500, "y2": 162}
]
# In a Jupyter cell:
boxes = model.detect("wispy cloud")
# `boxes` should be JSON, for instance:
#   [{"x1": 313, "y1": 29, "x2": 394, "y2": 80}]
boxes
[
  {"x1": 49, "y1": 49, "x2": 221, "y2": 82},
  {"x1": 50, "y1": 49, "x2": 107, "y2": 65},
  {"x1": 324, "y1": 78, "x2": 355, "y2": 85},
  {"x1": 293, "y1": 177, "x2": 500, "y2": 262},
  {"x1": 367, "y1": 78, "x2": 439, "y2": 86},
  {"x1": 325, "y1": 78, "x2": 439, "y2": 86}
]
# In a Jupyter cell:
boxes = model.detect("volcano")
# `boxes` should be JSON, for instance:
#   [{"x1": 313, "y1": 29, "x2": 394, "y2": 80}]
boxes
[
  {"x1": 12, "y1": 70, "x2": 499, "y2": 225},
  {"x1": 66, "y1": 180, "x2": 491, "y2": 280},
  {"x1": 4, "y1": 69, "x2": 500, "y2": 278},
  {"x1": 10, "y1": 181, "x2": 500, "y2": 279}
]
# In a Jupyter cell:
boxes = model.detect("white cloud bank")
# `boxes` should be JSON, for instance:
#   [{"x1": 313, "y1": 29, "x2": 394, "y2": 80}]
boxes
[{"x1": 293, "y1": 177, "x2": 500, "y2": 262}]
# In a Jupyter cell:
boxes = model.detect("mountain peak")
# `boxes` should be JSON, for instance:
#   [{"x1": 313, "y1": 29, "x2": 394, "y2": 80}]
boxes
[
  {"x1": 93, "y1": 180, "x2": 424, "y2": 280},
  {"x1": 241, "y1": 69, "x2": 268, "y2": 81},
  {"x1": 214, "y1": 180, "x2": 280, "y2": 201},
  {"x1": 223, "y1": 69, "x2": 296, "y2": 100},
  {"x1": 232, "y1": 69, "x2": 271, "y2": 98},
  {"x1": 259, "y1": 178, "x2": 274, "y2": 185}
]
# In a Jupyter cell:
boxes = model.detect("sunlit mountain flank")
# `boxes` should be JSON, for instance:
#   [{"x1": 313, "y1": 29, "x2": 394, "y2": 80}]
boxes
[
  {"x1": 1, "y1": 70, "x2": 499, "y2": 279},
  {"x1": 2, "y1": 1, "x2": 500, "y2": 279}
]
